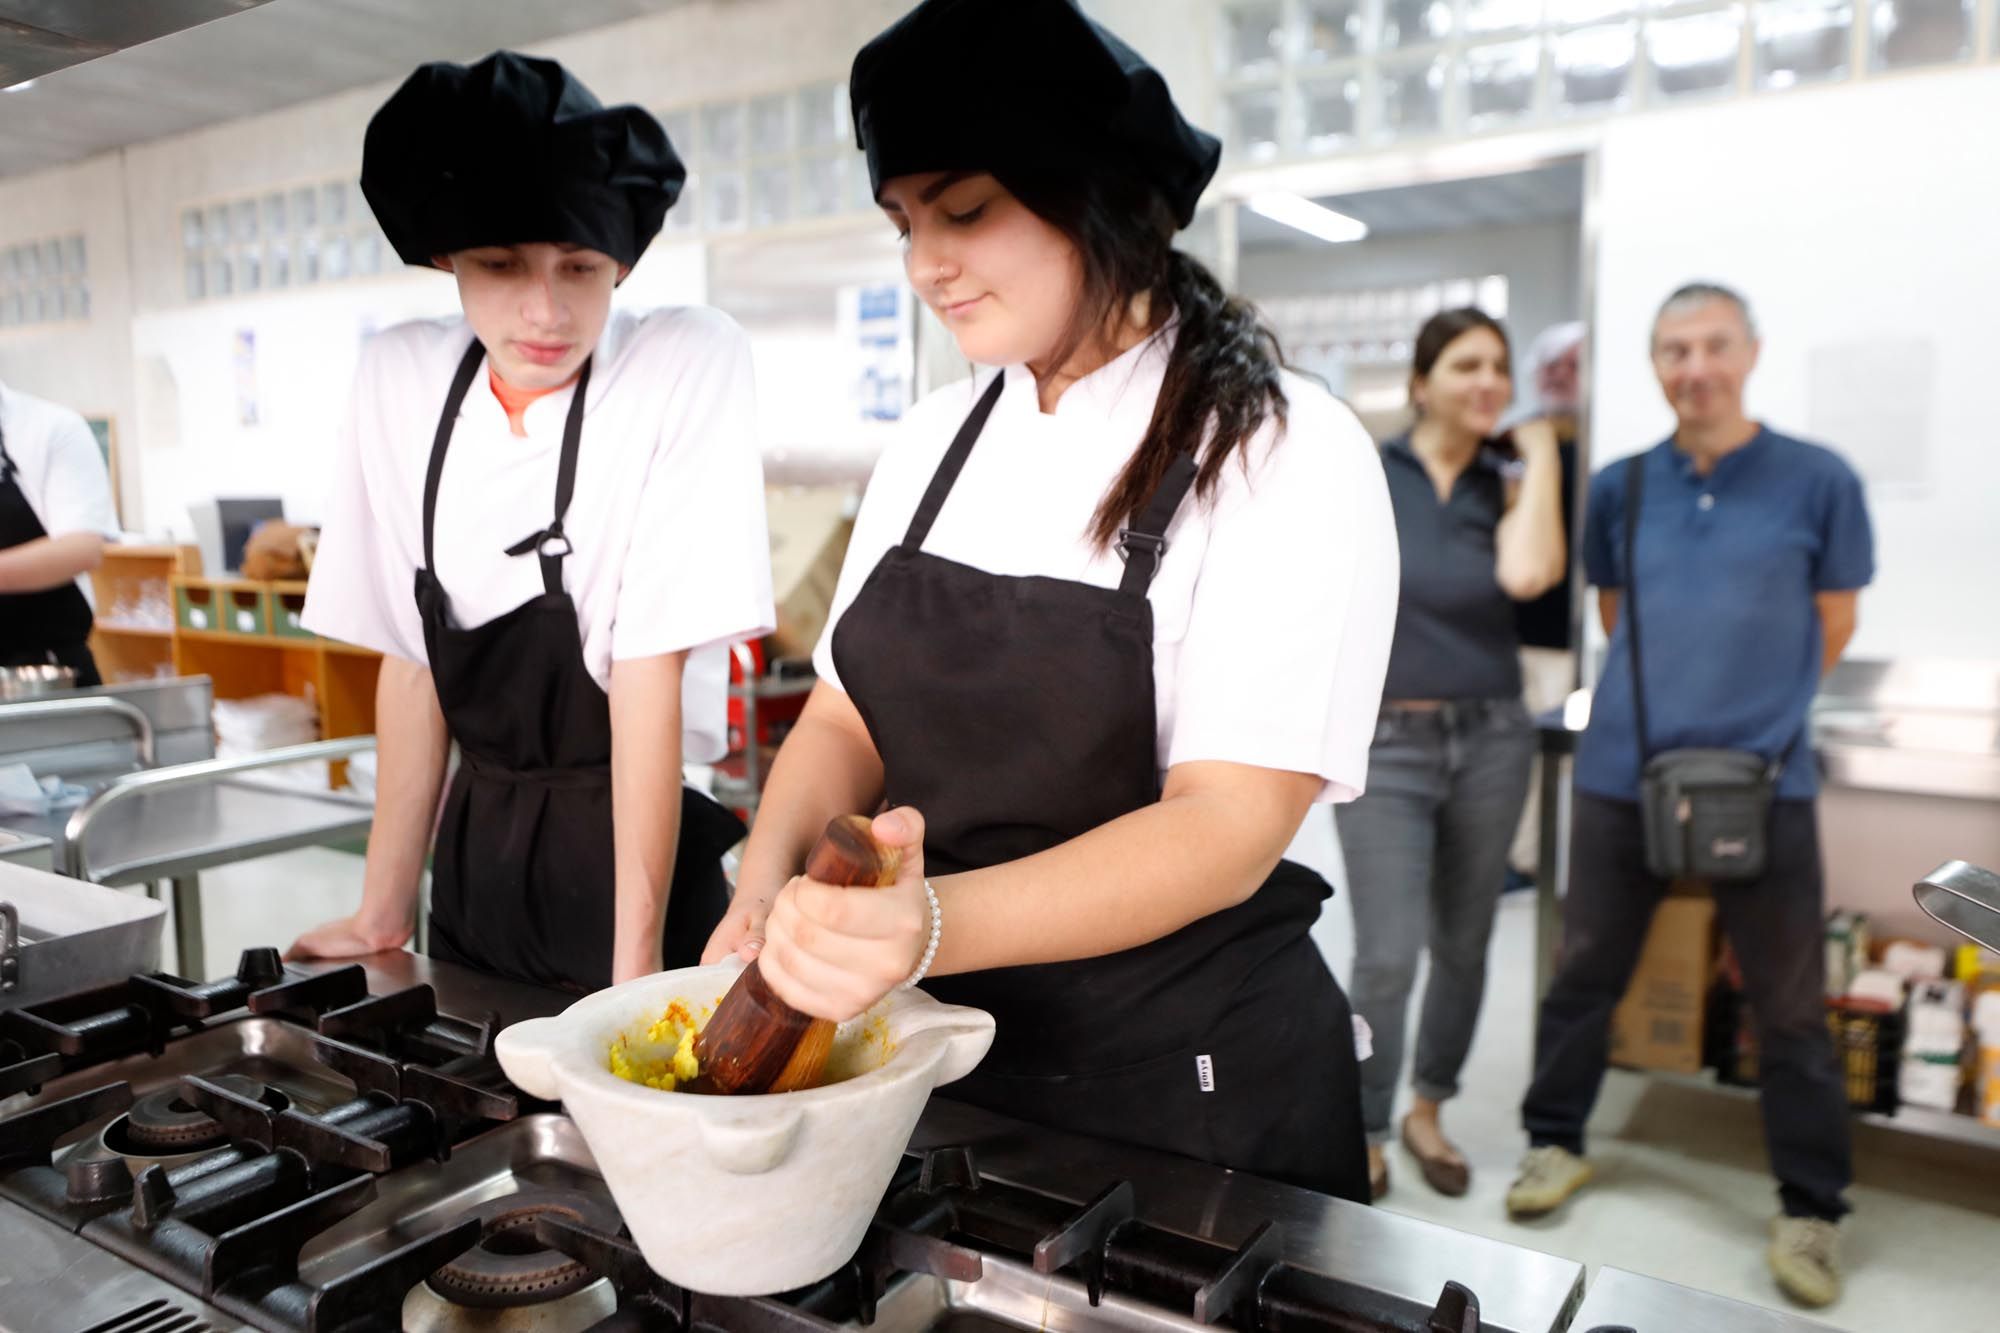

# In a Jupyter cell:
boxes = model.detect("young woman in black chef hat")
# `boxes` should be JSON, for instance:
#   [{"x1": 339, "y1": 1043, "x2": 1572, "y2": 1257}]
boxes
[
  {"x1": 288, "y1": 52, "x2": 773, "y2": 993},
  {"x1": 704, "y1": 0, "x2": 1398, "y2": 1198}
]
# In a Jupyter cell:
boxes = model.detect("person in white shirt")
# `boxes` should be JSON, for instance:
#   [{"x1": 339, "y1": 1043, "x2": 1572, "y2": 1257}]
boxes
[
  {"x1": 0, "y1": 379, "x2": 120, "y2": 686},
  {"x1": 288, "y1": 51, "x2": 774, "y2": 993},
  {"x1": 701, "y1": 0, "x2": 1398, "y2": 1199}
]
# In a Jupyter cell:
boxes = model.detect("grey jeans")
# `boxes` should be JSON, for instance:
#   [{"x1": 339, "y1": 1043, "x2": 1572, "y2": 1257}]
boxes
[{"x1": 1336, "y1": 698, "x2": 1535, "y2": 1142}]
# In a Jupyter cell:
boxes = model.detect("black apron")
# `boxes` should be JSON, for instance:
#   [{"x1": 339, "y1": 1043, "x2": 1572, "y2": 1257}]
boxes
[
  {"x1": 0, "y1": 416, "x2": 101, "y2": 686},
  {"x1": 831, "y1": 378, "x2": 1369, "y2": 1200},
  {"x1": 415, "y1": 342, "x2": 742, "y2": 994}
]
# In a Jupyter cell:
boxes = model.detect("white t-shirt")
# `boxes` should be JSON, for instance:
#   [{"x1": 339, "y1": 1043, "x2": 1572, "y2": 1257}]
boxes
[
  {"x1": 814, "y1": 327, "x2": 1400, "y2": 804},
  {"x1": 303, "y1": 307, "x2": 775, "y2": 764},
  {"x1": 0, "y1": 381, "x2": 120, "y2": 606}
]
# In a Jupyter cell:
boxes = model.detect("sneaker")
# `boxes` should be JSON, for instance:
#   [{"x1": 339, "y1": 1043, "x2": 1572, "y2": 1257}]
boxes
[
  {"x1": 1505, "y1": 1146, "x2": 1593, "y2": 1219},
  {"x1": 1768, "y1": 1216, "x2": 1842, "y2": 1309}
]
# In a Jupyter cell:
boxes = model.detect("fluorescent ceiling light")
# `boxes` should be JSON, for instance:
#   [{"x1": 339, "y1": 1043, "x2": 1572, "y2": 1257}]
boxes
[
  {"x1": 1248, "y1": 191, "x2": 1369, "y2": 245},
  {"x1": 3, "y1": 80, "x2": 37, "y2": 94}
]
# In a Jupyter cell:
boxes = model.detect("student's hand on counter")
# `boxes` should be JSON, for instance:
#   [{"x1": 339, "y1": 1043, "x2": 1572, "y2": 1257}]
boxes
[
  {"x1": 283, "y1": 912, "x2": 415, "y2": 961},
  {"x1": 756, "y1": 807, "x2": 932, "y2": 1024}
]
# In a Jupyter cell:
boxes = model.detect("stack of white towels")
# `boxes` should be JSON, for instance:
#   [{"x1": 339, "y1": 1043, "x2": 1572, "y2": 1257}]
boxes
[{"x1": 214, "y1": 694, "x2": 323, "y2": 791}]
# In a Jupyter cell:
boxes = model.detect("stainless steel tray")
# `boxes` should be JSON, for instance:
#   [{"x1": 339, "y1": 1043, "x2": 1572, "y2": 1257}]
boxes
[{"x1": 0, "y1": 861, "x2": 163, "y2": 1012}]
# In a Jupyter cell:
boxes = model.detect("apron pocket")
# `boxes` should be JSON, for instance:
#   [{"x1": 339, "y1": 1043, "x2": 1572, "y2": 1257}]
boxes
[{"x1": 950, "y1": 1043, "x2": 1219, "y2": 1169}]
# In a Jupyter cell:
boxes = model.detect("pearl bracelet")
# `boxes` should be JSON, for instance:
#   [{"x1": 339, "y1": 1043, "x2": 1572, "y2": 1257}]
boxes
[{"x1": 899, "y1": 879, "x2": 942, "y2": 991}]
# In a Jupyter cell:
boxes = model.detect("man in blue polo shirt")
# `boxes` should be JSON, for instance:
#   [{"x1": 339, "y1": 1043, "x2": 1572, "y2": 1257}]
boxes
[{"x1": 1505, "y1": 283, "x2": 1873, "y2": 1310}]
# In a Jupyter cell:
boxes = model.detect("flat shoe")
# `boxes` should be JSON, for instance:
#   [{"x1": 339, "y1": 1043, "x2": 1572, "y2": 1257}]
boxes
[{"x1": 1401, "y1": 1116, "x2": 1471, "y2": 1197}]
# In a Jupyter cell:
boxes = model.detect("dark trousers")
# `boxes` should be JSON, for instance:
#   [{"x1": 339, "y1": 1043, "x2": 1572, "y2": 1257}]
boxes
[{"x1": 1522, "y1": 793, "x2": 1853, "y2": 1221}]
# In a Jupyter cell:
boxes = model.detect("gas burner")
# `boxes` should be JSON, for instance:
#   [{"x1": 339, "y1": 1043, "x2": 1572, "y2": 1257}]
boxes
[
  {"x1": 415, "y1": 1189, "x2": 625, "y2": 1317},
  {"x1": 105, "y1": 1074, "x2": 287, "y2": 1156}
]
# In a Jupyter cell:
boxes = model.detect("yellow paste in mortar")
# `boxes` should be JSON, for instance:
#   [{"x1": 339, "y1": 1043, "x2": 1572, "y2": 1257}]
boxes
[{"x1": 607, "y1": 996, "x2": 900, "y2": 1093}]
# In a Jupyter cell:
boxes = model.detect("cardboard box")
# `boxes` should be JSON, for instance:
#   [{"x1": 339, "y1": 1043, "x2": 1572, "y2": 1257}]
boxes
[
  {"x1": 1609, "y1": 895, "x2": 1718, "y2": 1075},
  {"x1": 763, "y1": 487, "x2": 855, "y2": 663}
]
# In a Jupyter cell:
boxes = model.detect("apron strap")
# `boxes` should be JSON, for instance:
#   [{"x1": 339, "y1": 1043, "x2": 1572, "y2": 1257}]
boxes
[
  {"x1": 901, "y1": 374, "x2": 1005, "y2": 550},
  {"x1": 1115, "y1": 452, "x2": 1199, "y2": 596},
  {"x1": 421, "y1": 340, "x2": 489, "y2": 575},
  {"x1": 503, "y1": 356, "x2": 595, "y2": 594}
]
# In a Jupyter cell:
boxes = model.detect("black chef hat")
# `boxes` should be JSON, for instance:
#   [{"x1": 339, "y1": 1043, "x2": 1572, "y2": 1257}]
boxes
[
  {"x1": 850, "y1": 0, "x2": 1220, "y2": 229},
  {"x1": 362, "y1": 50, "x2": 684, "y2": 269}
]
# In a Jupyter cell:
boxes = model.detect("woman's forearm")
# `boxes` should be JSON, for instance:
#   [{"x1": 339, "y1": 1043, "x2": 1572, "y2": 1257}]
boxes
[
  {"x1": 735, "y1": 682, "x2": 886, "y2": 905},
  {"x1": 0, "y1": 532, "x2": 104, "y2": 594},
  {"x1": 609, "y1": 653, "x2": 688, "y2": 981},
  {"x1": 927, "y1": 762, "x2": 1322, "y2": 977},
  {"x1": 1496, "y1": 433, "x2": 1566, "y2": 600}
]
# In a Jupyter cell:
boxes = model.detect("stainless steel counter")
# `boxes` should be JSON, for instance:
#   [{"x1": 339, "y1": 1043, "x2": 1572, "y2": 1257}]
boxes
[
  {"x1": 312, "y1": 952, "x2": 1588, "y2": 1333},
  {"x1": 1569, "y1": 1267, "x2": 1839, "y2": 1331},
  {"x1": 1, "y1": 1202, "x2": 238, "y2": 1331},
  {"x1": 67, "y1": 777, "x2": 373, "y2": 885}
]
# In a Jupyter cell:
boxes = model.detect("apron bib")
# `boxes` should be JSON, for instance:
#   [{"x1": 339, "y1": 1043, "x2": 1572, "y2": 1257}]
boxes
[
  {"x1": 0, "y1": 418, "x2": 100, "y2": 684},
  {"x1": 832, "y1": 376, "x2": 1368, "y2": 1199},
  {"x1": 415, "y1": 342, "x2": 741, "y2": 993}
]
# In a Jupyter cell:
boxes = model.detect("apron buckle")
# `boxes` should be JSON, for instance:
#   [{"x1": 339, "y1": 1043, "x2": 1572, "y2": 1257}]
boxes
[
  {"x1": 1115, "y1": 529, "x2": 1168, "y2": 566},
  {"x1": 504, "y1": 525, "x2": 574, "y2": 560}
]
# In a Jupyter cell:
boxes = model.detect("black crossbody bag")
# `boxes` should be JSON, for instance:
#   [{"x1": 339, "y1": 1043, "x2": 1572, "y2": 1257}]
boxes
[{"x1": 1624, "y1": 457, "x2": 1797, "y2": 882}]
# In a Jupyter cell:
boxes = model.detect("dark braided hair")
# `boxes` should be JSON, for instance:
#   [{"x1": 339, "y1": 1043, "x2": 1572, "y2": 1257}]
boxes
[{"x1": 995, "y1": 167, "x2": 1289, "y2": 549}]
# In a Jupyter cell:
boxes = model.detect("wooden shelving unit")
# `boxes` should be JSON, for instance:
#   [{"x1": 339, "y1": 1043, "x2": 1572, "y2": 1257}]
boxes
[
  {"x1": 88, "y1": 544, "x2": 201, "y2": 683},
  {"x1": 164, "y1": 574, "x2": 382, "y2": 788}
]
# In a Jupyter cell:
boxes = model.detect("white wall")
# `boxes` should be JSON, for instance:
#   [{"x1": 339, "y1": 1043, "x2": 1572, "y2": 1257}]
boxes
[{"x1": 1589, "y1": 64, "x2": 2000, "y2": 661}]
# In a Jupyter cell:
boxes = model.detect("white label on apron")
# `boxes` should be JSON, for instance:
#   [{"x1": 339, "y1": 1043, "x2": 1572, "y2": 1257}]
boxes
[
  {"x1": 1195, "y1": 1054, "x2": 1215, "y2": 1093},
  {"x1": 236, "y1": 610, "x2": 255, "y2": 632},
  {"x1": 190, "y1": 608, "x2": 209, "y2": 629}
]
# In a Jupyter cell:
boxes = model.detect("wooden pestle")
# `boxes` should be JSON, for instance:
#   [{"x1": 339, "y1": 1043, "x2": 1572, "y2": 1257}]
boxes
[{"x1": 692, "y1": 814, "x2": 902, "y2": 1095}]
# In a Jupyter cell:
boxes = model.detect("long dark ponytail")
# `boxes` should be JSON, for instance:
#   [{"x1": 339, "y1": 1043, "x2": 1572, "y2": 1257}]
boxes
[{"x1": 995, "y1": 168, "x2": 1288, "y2": 549}]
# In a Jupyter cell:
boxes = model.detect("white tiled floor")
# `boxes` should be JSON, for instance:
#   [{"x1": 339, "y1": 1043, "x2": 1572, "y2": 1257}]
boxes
[{"x1": 179, "y1": 820, "x2": 2000, "y2": 1331}]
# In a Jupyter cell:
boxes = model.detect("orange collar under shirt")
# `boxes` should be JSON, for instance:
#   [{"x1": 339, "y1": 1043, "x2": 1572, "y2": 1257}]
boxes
[{"x1": 488, "y1": 367, "x2": 577, "y2": 437}]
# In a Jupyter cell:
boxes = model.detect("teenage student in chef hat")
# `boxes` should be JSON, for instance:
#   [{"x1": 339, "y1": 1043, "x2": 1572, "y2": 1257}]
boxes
[
  {"x1": 703, "y1": 0, "x2": 1399, "y2": 1197},
  {"x1": 289, "y1": 51, "x2": 774, "y2": 993}
]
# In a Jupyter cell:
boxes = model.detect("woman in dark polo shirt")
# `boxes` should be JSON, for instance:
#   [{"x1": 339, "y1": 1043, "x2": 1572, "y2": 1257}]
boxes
[{"x1": 1340, "y1": 308, "x2": 1566, "y2": 1199}]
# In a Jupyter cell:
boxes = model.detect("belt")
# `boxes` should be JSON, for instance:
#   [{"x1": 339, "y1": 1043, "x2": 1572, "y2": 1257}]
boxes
[
  {"x1": 459, "y1": 750, "x2": 611, "y2": 789},
  {"x1": 1381, "y1": 698, "x2": 1519, "y2": 725}
]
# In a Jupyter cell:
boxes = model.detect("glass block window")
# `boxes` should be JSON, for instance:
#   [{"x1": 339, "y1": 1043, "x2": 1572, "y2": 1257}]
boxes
[
  {"x1": 1382, "y1": 0, "x2": 1457, "y2": 46},
  {"x1": 1467, "y1": 0, "x2": 1546, "y2": 34},
  {"x1": 1302, "y1": 0, "x2": 1369, "y2": 58},
  {"x1": 175, "y1": 176, "x2": 386, "y2": 303},
  {"x1": 1756, "y1": 0, "x2": 1853, "y2": 85},
  {"x1": 1554, "y1": 21, "x2": 1639, "y2": 108},
  {"x1": 649, "y1": 78, "x2": 874, "y2": 236},
  {"x1": 704, "y1": 169, "x2": 747, "y2": 231},
  {"x1": 1648, "y1": 7, "x2": 1743, "y2": 98},
  {"x1": 1379, "y1": 55, "x2": 1455, "y2": 134},
  {"x1": 1466, "y1": 38, "x2": 1544, "y2": 123},
  {"x1": 1300, "y1": 74, "x2": 1364, "y2": 147},
  {"x1": 1870, "y1": 0, "x2": 1973, "y2": 68},
  {"x1": 1226, "y1": 1, "x2": 1291, "y2": 75},
  {"x1": 0, "y1": 231, "x2": 89, "y2": 327},
  {"x1": 1228, "y1": 87, "x2": 1287, "y2": 158}
]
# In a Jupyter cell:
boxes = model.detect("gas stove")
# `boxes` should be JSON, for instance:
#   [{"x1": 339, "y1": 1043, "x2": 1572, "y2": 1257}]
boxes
[{"x1": 0, "y1": 950, "x2": 1599, "y2": 1333}]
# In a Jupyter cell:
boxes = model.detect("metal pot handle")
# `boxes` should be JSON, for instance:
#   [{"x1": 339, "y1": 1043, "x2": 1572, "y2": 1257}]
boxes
[{"x1": 1913, "y1": 860, "x2": 2000, "y2": 953}]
